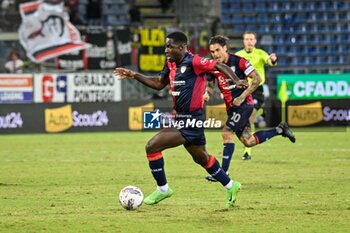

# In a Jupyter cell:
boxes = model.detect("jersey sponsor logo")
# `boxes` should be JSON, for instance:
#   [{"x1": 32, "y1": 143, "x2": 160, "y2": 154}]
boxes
[
  {"x1": 171, "y1": 91, "x2": 181, "y2": 96},
  {"x1": 222, "y1": 85, "x2": 236, "y2": 90},
  {"x1": 217, "y1": 76, "x2": 234, "y2": 90},
  {"x1": 173, "y1": 80, "x2": 186, "y2": 86},
  {"x1": 180, "y1": 66, "x2": 186, "y2": 73}
]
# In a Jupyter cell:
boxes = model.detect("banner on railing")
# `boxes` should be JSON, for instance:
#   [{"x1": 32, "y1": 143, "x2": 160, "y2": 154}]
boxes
[
  {"x1": 18, "y1": 0, "x2": 90, "y2": 63},
  {"x1": 57, "y1": 27, "x2": 131, "y2": 70}
]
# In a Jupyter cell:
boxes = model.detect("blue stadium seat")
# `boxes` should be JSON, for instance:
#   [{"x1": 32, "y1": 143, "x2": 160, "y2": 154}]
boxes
[
  {"x1": 221, "y1": 0, "x2": 347, "y2": 73},
  {"x1": 256, "y1": 13, "x2": 268, "y2": 23},
  {"x1": 258, "y1": 24, "x2": 269, "y2": 33},
  {"x1": 244, "y1": 15, "x2": 255, "y2": 23},
  {"x1": 231, "y1": 15, "x2": 243, "y2": 24},
  {"x1": 339, "y1": 34, "x2": 349, "y2": 42},
  {"x1": 293, "y1": 2, "x2": 304, "y2": 11},
  {"x1": 254, "y1": 2, "x2": 266, "y2": 12},
  {"x1": 317, "y1": 56, "x2": 328, "y2": 65},
  {"x1": 230, "y1": 2, "x2": 241, "y2": 12},
  {"x1": 241, "y1": 3, "x2": 254, "y2": 11},
  {"x1": 328, "y1": 45, "x2": 339, "y2": 54},
  {"x1": 294, "y1": 13, "x2": 306, "y2": 23},
  {"x1": 233, "y1": 25, "x2": 245, "y2": 33},
  {"x1": 245, "y1": 24, "x2": 258, "y2": 32},
  {"x1": 221, "y1": 15, "x2": 230, "y2": 25},
  {"x1": 336, "y1": 1, "x2": 345, "y2": 9}
]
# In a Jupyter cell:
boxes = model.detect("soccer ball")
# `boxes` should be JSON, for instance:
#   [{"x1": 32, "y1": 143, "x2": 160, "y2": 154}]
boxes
[{"x1": 119, "y1": 186, "x2": 144, "y2": 210}]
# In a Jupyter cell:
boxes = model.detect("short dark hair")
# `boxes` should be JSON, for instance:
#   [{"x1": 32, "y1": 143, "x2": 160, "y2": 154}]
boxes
[
  {"x1": 243, "y1": 31, "x2": 257, "y2": 39},
  {"x1": 208, "y1": 35, "x2": 229, "y2": 47},
  {"x1": 166, "y1": 31, "x2": 188, "y2": 45}
]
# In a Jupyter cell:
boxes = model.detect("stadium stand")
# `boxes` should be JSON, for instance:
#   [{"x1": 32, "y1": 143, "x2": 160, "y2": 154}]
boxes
[{"x1": 221, "y1": 0, "x2": 350, "y2": 75}]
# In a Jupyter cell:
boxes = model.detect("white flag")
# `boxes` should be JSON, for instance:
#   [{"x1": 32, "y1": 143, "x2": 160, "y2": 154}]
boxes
[{"x1": 18, "y1": 0, "x2": 90, "y2": 63}]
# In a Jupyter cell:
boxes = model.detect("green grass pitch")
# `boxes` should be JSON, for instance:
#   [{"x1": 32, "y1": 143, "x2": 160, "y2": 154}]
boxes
[{"x1": 0, "y1": 128, "x2": 349, "y2": 233}]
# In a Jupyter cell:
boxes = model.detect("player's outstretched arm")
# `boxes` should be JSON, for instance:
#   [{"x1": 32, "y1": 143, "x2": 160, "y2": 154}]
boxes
[
  {"x1": 214, "y1": 62, "x2": 248, "y2": 88},
  {"x1": 233, "y1": 70, "x2": 262, "y2": 106},
  {"x1": 114, "y1": 67, "x2": 168, "y2": 90}
]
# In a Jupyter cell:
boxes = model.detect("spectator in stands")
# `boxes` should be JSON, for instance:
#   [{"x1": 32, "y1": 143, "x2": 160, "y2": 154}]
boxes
[
  {"x1": 4, "y1": 50, "x2": 24, "y2": 73},
  {"x1": 235, "y1": 31, "x2": 278, "y2": 161},
  {"x1": 129, "y1": 5, "x2": 143, "y2": 25},
  {"x1": 1, "y1": 0, "x2": 15, "y2": 11},
  {"x1": 86, "y1": 0, "x2": 102, "y2": 25},
  {"x1": 158, "y1": 0, "x2": 173, "y2": 13}
]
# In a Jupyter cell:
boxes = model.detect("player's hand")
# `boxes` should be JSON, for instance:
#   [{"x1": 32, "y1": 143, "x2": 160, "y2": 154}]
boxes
[
  {"x1": 113, "y1": 67, "x2": 136, "y2": 80},
  {"x1": 236, "y1": 80, "x2": 248, "y2": 89},
  {"x1": 269, "y1": 53, "x2": 278, "y2": 63},
  {"x1": 203, "y1": 91, "x2": 210, "y2": 102},
  {"x1": 232, "y1": 96, "x2": 244, "y2": 106}
]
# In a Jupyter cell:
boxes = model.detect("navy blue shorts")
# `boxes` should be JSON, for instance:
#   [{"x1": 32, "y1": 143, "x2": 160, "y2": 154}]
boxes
[
  {"x1": 177, "y1": 110, "x2": 206, "y2": 146},
  {"x1": 226, "y1": 102, "x2": 254, "y2": 138}
]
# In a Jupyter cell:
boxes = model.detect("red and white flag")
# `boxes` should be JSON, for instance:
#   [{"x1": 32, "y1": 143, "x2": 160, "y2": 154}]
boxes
[{"x1": 18, "y1": 0, "x2": 90, "y2": 63}]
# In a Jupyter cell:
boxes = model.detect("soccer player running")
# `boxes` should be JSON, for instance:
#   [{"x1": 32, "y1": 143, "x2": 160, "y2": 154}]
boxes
[
  {"x1": 114, "y1": 31, "x2": 246, "y2": 208},
  {"x1": 235, "y1": 31, "x2": 278, "y2": 160},
  {"x1": 204, "y1": 35, "x2": 295, "y2": 182}
]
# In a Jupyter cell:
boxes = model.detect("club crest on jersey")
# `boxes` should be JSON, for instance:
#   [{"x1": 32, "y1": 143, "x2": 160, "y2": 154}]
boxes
[
  {"x1": 230, "y1": 66, "x2": 236, "y2": 72},
  {"x1": 180, "y1": 66, "x2": 186, "y2": 73},
  {"x1": 218, "y1": 76, "x2": 226, "y2": 84},
  {"x1": 200, "y1": 58, "x2": 208, "y2": 65}
]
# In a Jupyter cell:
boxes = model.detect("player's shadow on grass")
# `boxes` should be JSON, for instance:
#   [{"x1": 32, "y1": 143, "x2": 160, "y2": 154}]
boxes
[{"x1": 214, "y1": 205, "x2": 241, "y2": 212}]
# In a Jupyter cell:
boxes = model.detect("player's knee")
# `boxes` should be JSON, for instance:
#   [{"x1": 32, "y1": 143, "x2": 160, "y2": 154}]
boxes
[
  {"x1": 221, "y1": 127, "x2": 234, "y2": 143},
  {"x1": 145, "y1": 140, "x2": 157, "y2": 154},
  {"x1": 240, "y1": 137, "x2": 255, "y2": 147},
  {"x1": 222, "y1": 133, "x2": 234, "y2": 143}
]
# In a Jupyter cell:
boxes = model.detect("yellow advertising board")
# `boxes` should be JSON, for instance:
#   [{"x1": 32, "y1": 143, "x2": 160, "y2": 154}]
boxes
[
  {"x1": 287, "y1": 101, "x2": 323, "y2": 126},
  {"x1": 45, "y1": 104, "x2": 73, "y2": 132},
  {"x1": 128, "y1": 102, "x2": 154, "y2": 130}
]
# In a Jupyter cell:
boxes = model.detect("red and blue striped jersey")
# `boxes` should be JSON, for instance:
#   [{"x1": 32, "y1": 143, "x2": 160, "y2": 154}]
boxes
[
  {"x1": 207, "y1": 53, "x2": 255, "y2": 111},
  {"x1": 160, "y1": 53, "x2": 217, "y2": 113}
]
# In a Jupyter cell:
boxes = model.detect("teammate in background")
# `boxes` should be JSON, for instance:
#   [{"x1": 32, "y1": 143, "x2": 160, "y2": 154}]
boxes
[
  {"x1": 114, "y1": 31, "x2": 246, "y2": 208},
  {"x1": 204, "y1": 35, "x2": 295, "y2": 182},
  {"x1": 235, "y1": 31, "x2": 278, "y2": 160}
]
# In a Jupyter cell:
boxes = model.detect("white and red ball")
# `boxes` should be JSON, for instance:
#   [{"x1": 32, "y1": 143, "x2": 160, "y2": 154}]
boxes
[{"x1": 119, "y1": 186, "x2": 144, "y2": 210}]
